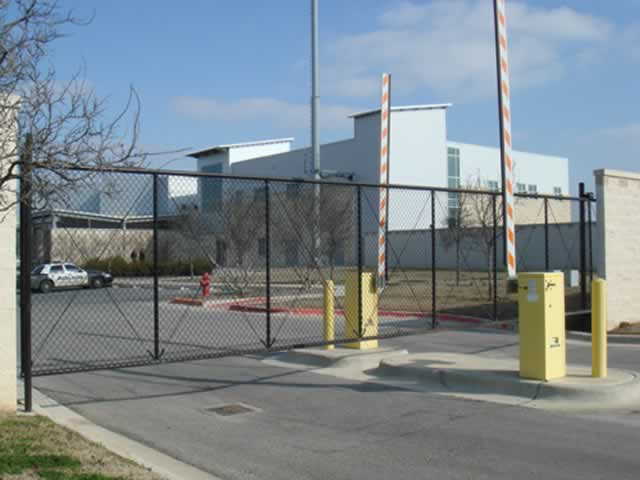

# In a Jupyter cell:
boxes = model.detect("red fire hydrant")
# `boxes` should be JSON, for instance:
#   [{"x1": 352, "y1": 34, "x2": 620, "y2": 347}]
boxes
[{"x1": 200, "y1": 272, "x2": 211, "y2": 298}]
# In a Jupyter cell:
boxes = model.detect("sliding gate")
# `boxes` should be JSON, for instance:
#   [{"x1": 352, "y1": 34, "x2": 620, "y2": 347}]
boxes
[{"x1": 20, "y1": 166, "x2": 595, "y2": 380}]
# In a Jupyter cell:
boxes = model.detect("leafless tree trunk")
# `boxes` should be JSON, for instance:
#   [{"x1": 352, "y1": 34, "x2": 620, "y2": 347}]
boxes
[
  {"x1": 445, "y1": 177, "x2": 503, "y2": 300},
  {"x1": 440, "y1": 191, "x2": 472, "y2": 286},
  {"x1": 221, "y1": 192, "x2": 264, "y2": 296}
]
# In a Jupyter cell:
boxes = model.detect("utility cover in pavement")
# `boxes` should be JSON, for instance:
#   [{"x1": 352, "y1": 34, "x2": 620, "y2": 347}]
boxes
[{"x1": 206, "y1": 404, "x2": 254, "y2": 416}]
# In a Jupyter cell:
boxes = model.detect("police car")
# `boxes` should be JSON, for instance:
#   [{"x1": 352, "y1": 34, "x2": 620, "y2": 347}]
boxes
[{"x1": 31, "y1": 262, "x2": 113, "y2": 293}]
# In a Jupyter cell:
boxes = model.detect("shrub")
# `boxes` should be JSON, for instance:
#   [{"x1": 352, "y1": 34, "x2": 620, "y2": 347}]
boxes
[{"x1": 82, "y1": 256, "x2": 214, "y2": 277}]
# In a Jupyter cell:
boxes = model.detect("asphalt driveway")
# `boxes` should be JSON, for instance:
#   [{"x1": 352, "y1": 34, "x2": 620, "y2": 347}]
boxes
[{"x1": 30, "y1": 330, "x2": 640, "y2": 480}]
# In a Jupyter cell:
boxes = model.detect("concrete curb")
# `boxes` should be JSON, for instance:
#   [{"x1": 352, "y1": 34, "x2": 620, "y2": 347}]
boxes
[
  {"x1": 275, "y1": 347, "x2": 409, "y2": 369},
  {"x1": 567, "y1": 330, "x2": 640, "y2": 345},
  {"x1": 26, "y1": 384, "x2": 222, "y2": 480},
  {"x1": 375, "y1": 353, "x2": 640, "y2": 411}
]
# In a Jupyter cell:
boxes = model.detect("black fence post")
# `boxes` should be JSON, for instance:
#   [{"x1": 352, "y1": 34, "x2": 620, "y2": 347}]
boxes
[
  {"x1": 579, "y1": 182, "x2": 587, "y2": 310},
  {"x1": 385, "y1": 184, "x2": 389, "y2": 283},
  {"x1": 544, "y1": 197, "x2": 550, "y2": 271},
  {"x1": 152, "y1": 173, "x2": 160, "y2": 360},
  {"x1": 431, "y1": 190, "x2": 437, "y2": 328},
  {"x1": 19, "y1": 133, "x2": 33, "y2": 412},
  {"x1": 492, "y1": 194, "x2": 498, "y2": 321},
  {"x1": 357, "y1": 185, "x2": 363, "y2": 338},
  {"x1": 264, "y1": 180, "x2": 272, "y2": 348}
]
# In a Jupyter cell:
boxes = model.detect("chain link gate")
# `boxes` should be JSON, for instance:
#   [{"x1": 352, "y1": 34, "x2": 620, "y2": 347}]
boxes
[{"x1": 20, "y1": 165, "x2": 596, "y2": 396}]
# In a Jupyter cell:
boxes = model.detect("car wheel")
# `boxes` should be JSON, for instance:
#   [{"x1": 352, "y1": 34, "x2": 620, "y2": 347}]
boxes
[
  {"x1": 39, "y1": 280, "x2": 53, "y2": 294},
  {"x1": 91, "y1": 277, "x2": 104, "y2": 289}
]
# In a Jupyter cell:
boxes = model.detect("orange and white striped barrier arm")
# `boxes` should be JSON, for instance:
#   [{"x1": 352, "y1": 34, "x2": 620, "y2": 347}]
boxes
[
  {"x1": 378, "y1": 73, "x2": 391, "y2": 293},
  {"x1": 494, "y1": 0, "x2": 516, "y2": 277}
]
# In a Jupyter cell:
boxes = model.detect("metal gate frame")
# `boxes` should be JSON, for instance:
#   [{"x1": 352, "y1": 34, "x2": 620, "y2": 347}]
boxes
[{"x1": 19, "y1": 161, "x2": 596, "y2": 411}]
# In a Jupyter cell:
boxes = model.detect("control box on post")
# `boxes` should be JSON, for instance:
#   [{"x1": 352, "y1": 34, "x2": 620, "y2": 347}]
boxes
[{"x1": 518, "y1": 272, "x2": 566, "y2": 381}]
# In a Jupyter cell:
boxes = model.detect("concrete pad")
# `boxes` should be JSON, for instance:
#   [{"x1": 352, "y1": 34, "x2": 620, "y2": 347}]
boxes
[
  {"x1": 376, "y1": 352, "x2": 640, "y2": 411},
  {"x1": 273, "y1": 347, "x2": 409, "y2": 369}
]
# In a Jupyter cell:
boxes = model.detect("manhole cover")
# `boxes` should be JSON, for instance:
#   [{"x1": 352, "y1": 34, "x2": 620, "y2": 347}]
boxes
[{"x1": 206, "y1": 404, "x2": 254, "y2": 416}]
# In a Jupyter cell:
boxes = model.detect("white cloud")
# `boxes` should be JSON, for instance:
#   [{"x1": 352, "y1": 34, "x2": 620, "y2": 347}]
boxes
[
  {"x1": 172, "y1": 96, "x2": 354, "y2": 131},
  {"x1": 324, "y1": 0, "x2": 612, "y2": 99},
  {"x1": 600, "y1": 123, "x2": 640, "y2": 141}
]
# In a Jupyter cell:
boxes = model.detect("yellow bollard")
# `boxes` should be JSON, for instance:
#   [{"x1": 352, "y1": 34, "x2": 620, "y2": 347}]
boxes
[
  {"x1": 344, "y1": 272, "x2": 378, "y2": 349},
  {"x1": 323, "y1": 280, "x2": 335, "y2": 350},
  {"x1": 592, "y1": 279, "x2": 607, "y2": 378}
]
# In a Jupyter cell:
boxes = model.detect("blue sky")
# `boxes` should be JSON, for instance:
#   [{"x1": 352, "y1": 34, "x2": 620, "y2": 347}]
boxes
[{"x1": 51, "y1": 0, "x2": 640, "y2": 192}]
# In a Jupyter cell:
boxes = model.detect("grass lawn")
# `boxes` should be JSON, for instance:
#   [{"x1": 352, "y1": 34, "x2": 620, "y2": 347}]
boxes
[
  {"x1": 265, "y1": 268, "x2": 584, "y2": 320},
  {"x1": 0, "y1": 414, "x2": 163, "y2": 480}
]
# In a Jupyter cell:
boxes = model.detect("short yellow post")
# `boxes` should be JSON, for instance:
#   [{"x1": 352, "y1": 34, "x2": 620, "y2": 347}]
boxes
[
  {"x1": 323, "y1": 280, "x2": 335, "y2": 350},
  {"x1": 592, "y1": 278, "x2": 607, "y2": 378}
]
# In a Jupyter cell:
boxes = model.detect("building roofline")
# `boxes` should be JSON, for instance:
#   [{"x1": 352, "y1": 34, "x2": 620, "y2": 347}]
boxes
[
  {"x1": 348, "y1": 104, "x2": 452, "y2": 119},
  {"x1": 32, "y1": 209, "x2": 153, "y2": 223},
  {"x1": 447, "y1": 140, "x2": 568, "y2": 161},
  {"x1": 187, "y1": 138, "x2": 294, "y2": 158}
]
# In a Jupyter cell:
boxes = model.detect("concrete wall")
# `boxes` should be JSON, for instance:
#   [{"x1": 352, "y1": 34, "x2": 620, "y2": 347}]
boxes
[
  {"x1": 365, "y1": 222, "x2": 595, "y2": 272},
  {"x1": 48, "y1": 228, "x2": 153, "y2": 265},
  {"x1": 0, "y1": 95, "x2": 18, "y2": 411},
  {"x1": 595, "y1": 169, "x2": 640, "y2": 330}
]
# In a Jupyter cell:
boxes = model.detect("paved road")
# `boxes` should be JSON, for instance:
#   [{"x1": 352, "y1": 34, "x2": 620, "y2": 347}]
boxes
[
  {"x1": 20, "y1": 287, "x2": 433, "y2": 375},
  {"x1": 32, "y1": 329, "x2": 640, "y2": 480}
]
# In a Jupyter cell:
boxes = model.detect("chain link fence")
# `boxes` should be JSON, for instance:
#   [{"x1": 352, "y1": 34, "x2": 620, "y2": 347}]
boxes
[{"x1": 23, "y1": 167, "x2": 595, "y2": 376}]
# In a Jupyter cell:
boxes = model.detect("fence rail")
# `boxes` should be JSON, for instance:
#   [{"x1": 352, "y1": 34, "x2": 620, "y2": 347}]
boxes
[{"x1": 20, "y1": 165, "x2": 596, "y2": 379}]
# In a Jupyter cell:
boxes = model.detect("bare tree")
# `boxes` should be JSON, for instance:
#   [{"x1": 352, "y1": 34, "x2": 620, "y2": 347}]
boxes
[
  {"x1": 272, "y1": 184, "x2": 354, "y2": 285},
  {"x1": 442, "y1": 178, "x2": 502, "y2": 300},
  {"x1": 440, "y1": 190, "x2": 473, "y2": 286},
  {"x1": 221, "y1": 191, "x2": 265, "y2": 296},
  {"x1": 319, "y1": 186, "x2": 354, "y2": 280},
  {"x1": 0, "y1": 0, "x2": 141, "y2": 213},
  {"x1": 173, "y1": 204, "x2": 201, "y2": 278}
]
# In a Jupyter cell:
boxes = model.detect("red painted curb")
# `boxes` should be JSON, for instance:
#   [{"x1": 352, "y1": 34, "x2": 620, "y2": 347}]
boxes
[
  {"x1": 171, "y1": 297, "x2": 205, "y2": 306},
  {"x1": 227, "y1": 302, "x2": 488, "y2": 325},
  {"x1": 229, "y1": 304, "x2": 289, "y2": 314}
]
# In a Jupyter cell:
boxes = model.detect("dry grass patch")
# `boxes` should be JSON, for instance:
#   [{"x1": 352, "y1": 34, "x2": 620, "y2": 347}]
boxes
[{"x1": 0, "y1": 414, "x2": 164, "y2": 480}]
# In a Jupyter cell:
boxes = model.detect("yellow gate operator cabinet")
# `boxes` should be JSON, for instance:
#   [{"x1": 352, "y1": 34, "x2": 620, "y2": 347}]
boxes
[{"x1": 518, "y1": 272, "x2": 566, "y2": 381}]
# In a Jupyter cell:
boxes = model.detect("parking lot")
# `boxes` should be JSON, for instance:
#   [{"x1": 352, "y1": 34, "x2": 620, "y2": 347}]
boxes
[{"x1": 24, "y1": 283, "x2": 437, "y2": 376}]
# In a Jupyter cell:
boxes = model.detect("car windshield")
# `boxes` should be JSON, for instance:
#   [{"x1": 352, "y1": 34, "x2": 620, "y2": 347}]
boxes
[{"x1": 31, "y1": 266, "x2": 44, "y2": 274}]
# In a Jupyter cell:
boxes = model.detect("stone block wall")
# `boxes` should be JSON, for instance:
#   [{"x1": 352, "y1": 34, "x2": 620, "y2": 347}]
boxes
[{"x1": 595, "y1": 169, "x2": 640, "y2": 330}]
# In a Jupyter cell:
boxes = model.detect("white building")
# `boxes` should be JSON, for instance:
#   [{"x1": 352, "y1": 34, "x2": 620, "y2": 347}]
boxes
[{"x1": 188, "y1": 104, "x2": 569, "y2": 233}]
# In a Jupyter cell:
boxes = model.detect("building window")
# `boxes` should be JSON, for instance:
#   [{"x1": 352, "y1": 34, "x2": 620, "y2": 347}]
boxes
[
  {"x1": 487, "y1": 180, "x2": 499, "y2": 192},
  {"x1": 447, "y1": 147, "x2": 461, "y2": 223},
  {"x1": 447, "y1": 147, "x2": 460, "y2": 178},
  {"x1": 553, "y1": 187, "x2": 562, "y2": 196},
  {"x1": 258, "y1": 238, "x2": 267, "y2": 257},
  {"x1": 516, "y1": 183, "x2": 526, "y2": 194},
  {"x1": 528, "y1": 184, "x2": 538, "y2": 194}
]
